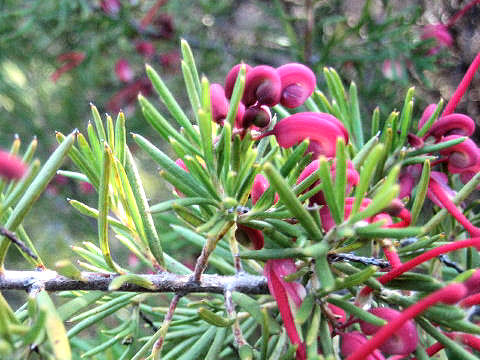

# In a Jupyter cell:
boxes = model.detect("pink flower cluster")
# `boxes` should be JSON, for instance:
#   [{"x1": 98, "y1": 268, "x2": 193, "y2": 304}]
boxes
[
  {"x1": 400, "y1": 52, "x2": 480, "y2": 238},
  {"x1": 209, "y1": 62, "x2": 316, "y2": 133}
]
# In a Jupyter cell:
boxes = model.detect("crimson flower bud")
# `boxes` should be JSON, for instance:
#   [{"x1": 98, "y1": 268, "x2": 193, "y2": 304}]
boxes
[
  {"x1": 277, "y1": 63, "x2": 316, "y2": 108},
  {"x1": 135, "y1": 41, "x2": 156, "y2": 58},
  {"x1": 0, "y1": 150, "x2": 27, "y2": 180},
  {"x1": 439, "y1": 135, "x2": 480, "y2": 173},
  {"x1": 209, "y1": 83, "x2": 229, "y2": 124},
  {"x1": 341, "y1": 332, "x2": 385, "y2": 360},
  {"x1": 425, "y1": 113, "x2": 475, "y2": 139},
  {"x1": 251, "y1": 174, "x2": 279, "y2": 205},
  {"x1": 242, "y1": 65, "x2": 281, "y2": 107},
  {"x1": 359, "y1": 308, "x2": 418, "y2": 355},
  {"x1": 242, "y1": 105, "x2": 271, "y2": 129},
  {"x1": 225, "y1": 63, "x2": 252, "y2": 99},
  {"x1": 418, "y1": 104, "x2": 437, "y2": 131}
]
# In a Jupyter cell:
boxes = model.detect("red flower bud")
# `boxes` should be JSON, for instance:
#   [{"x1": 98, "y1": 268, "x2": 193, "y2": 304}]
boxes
[
  {"x1": 0, "y1": 150, "x2": 27, "y2": 180},
  {"x1": 135, "y1": 41, "x2": 156, "y2": 58},
  {"x1": 341, "y1": 332, "x2": 385, "y2": 360},
  {"x1": 242, "y1": 65, "x2": 281, "y2": 107},
  {"x1": 439, "y1": 135, "x2": 480, "y2": 173},
  {"x1": 425, "y1": 113, "x2": 475, "y2": 139},
  {"x1": 251, "y1": 174, "x2": 279, "y2": 205},
  {"x1": 225, "y1": 63, "x2": 252, "y2": 99},
  {"x1": 209, "y1": 83, "x2": 229, "y2": 124},
  {"x1": 242, "y1": 105, "x2": 271, "y2": 129},
  {"x1": 277, "y1": 63, "x2": 316, "y2": 108},
  {"x1": 360, "y1": 308, "x2": 418, "y2": 355}
]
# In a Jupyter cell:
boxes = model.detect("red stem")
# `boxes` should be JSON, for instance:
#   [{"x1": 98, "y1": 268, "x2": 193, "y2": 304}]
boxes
[
  {"x1": 460, "y1": 292, "x2": 480, "y2": 307},
  {"x1": 412, "y1": 342, "x2": 445, "y2": 359},
  {"x1": 428, "y1": 178, "x2": 480, "y2": 237},
  {"x1": 443, "y1": 52, "x2": 480, "y2": 116},
  {"x1": 360, "y1": 237, "x2": 480, "y2": 297},
  {"x1": 447, "y1": 0, "x2": 480, "y2": 28},
  {"x1": 140, "y1": 0, "x2": 168, "y2": 29},
  {"x1": 346, "y1": 284, "x2": 467, "y2": 360}
]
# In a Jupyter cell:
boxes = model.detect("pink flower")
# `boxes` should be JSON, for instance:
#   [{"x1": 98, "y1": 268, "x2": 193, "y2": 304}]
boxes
[
  {"x1": 251, "y1": 174, "x2": 278, "y2": 205},
  {"x1": 421, "y1": 24, "x2": 453, "y2": 55},
  {"x1": 51, "y1": 52, "x2": 86, "y2": 83},
  {"x1": 276, "y1": 63, "x2": 316, "y2": 108},
  {"x1": 381, "y1": 60, "x2": 405, "y2": 80},
  {"x1": 135, "y1": 41, "x2": 156, "y2": 58},
  {"x1": 341, "y1": 332, "x2": 385, "y2": 360},
  {"x1": 359, "y1": 308, "x2": 418, "y2": 355},
  {"x1": 258, "y1": 112, "x2": 348, "y2": 158},
  {"x1": 0, "y1": 150, "x2": 27, "y2": 180},
  {"x1": 209, "y1": 83, "x2": 229, "y2": 124},
  {"x1": 264, "y1": 259, "x2": 306, "y2": 360},
  {"x1": 225, "y1": 63, "x2": 252, "y2": 99},
  {"x1": 347, "y1": 283, "x2": 467, "y2": 360},
  {"x1": 158, "y1": 51, "x2": 180, "y2": 71},
  {"x1": 78, "y1": 181, "x2": 94, "y2": 194},
  {"x1": 100, "y1": 0, "x2": 121, "y2": 16},
  {"x1": 115, "y1": 59, "x2": 134, "y2": 83},
  {"x1": 242, "y1": 65, "x2": 281, "y2": 107}
]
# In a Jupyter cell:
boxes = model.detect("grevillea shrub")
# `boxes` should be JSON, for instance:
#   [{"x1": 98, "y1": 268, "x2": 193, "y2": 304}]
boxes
[{"x1": 3, "y1": 41, "x2": 480, "y2": 360}]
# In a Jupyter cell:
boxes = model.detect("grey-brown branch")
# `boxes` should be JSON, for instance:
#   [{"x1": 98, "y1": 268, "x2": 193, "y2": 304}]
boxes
[{"x1": 0, "y1": 270, "x2": 269, "y2": 294}]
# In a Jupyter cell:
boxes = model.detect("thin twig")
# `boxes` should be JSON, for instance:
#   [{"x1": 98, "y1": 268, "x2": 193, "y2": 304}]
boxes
[
  {"x1": 0, "y1": 227, "x2": 38, "y2": 261},
  {"x1": 328, "y1": 253, "x2": 390, "y2": 269},
  {"x1": 151, "y1": 294, "x2": 182, "y2": 359},
  {"x1": 225, "y1": 288, "x2": 246, "y2": 347},
  {"x1": 0, "y1": 270, "x2": 269, "y2": 294}
]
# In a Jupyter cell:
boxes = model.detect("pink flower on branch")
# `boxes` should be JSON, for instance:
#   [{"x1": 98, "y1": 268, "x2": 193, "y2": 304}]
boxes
[
  {"x1": 347, "y1": 283, "x2": 467, "y2": 360},
  {"x1": 0, "y1": 150, "x2": 27, "y2": 180},
  {"x1": 257, "y1": 112, "x2": 348, "y2": 158},
  {"x1": 276, "y1": 63, "x2": 316, "y2": 108}
]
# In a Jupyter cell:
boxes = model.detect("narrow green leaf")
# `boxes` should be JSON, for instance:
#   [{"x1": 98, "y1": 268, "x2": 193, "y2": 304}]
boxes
[
  {"x1": 408, "y1": 136, "x2": 466, "y2": 157},
  {"x1": 98, "y1": 143, "x2": 123, "y2": 273},
  {"x1": 90, "y1": 104, "x2": 107, "y2": 141},
  {"x1": 416, "y1": 99, "x2": 444, "y2": 137},
  {"x1": 370, "y1": 106, "x2": 380, "y2": 139},
  {"x1": 318, "y1": 156, "x2": 342, "y2": 225},
  {"x1": 146, "y1": 64, "x2": 199, "y2": 144},
  {"x1": 180, "y1": 39, "x2": 202, "y2": 97},
  {"x1": 133, "y1": 133, "x2": 212, "y2": 199},
  {"x1": 232, "y1": 292, "x2": 280, "y2": 333},
  {"x1": 36, "y1": 291, "x2": 71, "y2": 360},
  {"x1": 327, "y1": 295, "x2": 387, "y2": 326},
  {"x1": 205, "y1": 327, "x2": 227, "y2": 360},
  {"x1": 197, "y1": 308, "x2": 234, "y2": 327},
  {"x1": 109, "y1": 274, "x2": 157, "y2": 291},
  {"x1": 22, "y1": 137, "x2": 38, "y2": 164},
  {"x1": 182, "y1": 60, "x2": 201, "y2": 123},
  {"x1": 264, "y1": 163, "x2": 322, "y2": 240},
  {"x1": 225, "y1": 64, "x2": 246, "y2": 128},
  {"x1": 125, "y1": 149, "x2": 165, "y2": 267},
  {"x1": 138, "y1": 94, "x2": 200, "y2": 156},
  {"x1": 397, "y1": 87, "x2": 415, "y2": 148},
  {"x1": 114, "y1": 111, "x2": 126, "y2": 165},
  {"x1": 411, "y1": 160, "x2": 430, "y2": 224},
  {"x1": 55, "y1": 260, "x2": 85, "y2": 281},
  {"x1": 334, "y1": 139, "x2": 347, "y2": 220},
  {"x1": 351, "y1": 143, "x2": 384, "y2": 215},
  {"x1": 349, "y1": 81, "x2": 364, "y2": 147}
]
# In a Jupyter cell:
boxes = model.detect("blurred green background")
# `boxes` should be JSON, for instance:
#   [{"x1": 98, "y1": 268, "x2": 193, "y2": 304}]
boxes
[{"x1": 0, "y1": 0, "x2": 479, "y2": 272}]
